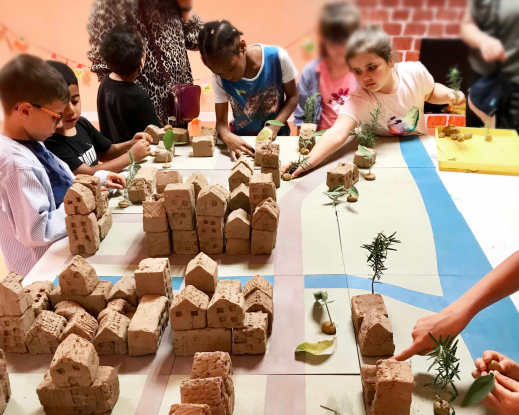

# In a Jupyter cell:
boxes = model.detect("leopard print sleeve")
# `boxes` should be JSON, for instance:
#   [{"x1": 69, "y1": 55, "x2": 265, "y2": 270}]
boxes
[{"x1": 182, "y1": 12, "x2": 203, "y2": 51}]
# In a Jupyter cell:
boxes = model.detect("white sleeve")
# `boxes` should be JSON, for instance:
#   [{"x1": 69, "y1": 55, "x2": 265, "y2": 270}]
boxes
[
  {"x1": 278, "y1": 47, "x2": 298, "y2": 84},
  {"x1": 212, "y1": 74, "x2": 229, "y2": 104}
]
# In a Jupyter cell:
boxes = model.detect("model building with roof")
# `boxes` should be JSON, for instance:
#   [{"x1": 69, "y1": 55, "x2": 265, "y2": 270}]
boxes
[
  {"x1": 185, "y1": 253, "x2": 218, "y2": 294},
  {"x1": 94, "y1": 310, "x2": 131, "y2": 355},
  {"x1": 207, "y1": 280, "x2": 245, "y2": 329},
  {"x1": 26, "y1": 311, "x2": 67, "y2": 355},
  {"x1": 170, "y1": 285, "x2": 210, "y2": 330}
]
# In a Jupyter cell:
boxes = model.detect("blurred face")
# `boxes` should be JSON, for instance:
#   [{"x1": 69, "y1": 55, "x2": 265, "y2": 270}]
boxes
[
  {"x1": 61, "y1": 84, "x2": 81, "y2": 130},
  {"x1": 323, "y1": 39, "x2": 348, "y2": 65},
  {"x1": 17, "y1": 100, "x2": 66, "y2": 141},
  {"x1": 349, "y1": 52, "x2": 393, "y2": 92},
  {"x1": 202, "y1": 41, "x2": 246, "y2": 82}
]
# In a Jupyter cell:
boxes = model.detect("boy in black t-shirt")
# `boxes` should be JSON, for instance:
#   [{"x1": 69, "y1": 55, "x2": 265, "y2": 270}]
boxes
[
  {"x1": 98, "y1": 23, "x2": 160, "y2": 143},
  {"x1": 45, "y1": 61, "x2": 152, "y2": 175}
]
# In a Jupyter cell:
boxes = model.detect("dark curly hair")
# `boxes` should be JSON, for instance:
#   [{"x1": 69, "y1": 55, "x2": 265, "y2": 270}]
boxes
[
  {"x1": 100, "y1": 23, "x2": 144, "y2": 76},
  {"x1": 198, "y1": 20, "x2": 243, "y2": 60}
]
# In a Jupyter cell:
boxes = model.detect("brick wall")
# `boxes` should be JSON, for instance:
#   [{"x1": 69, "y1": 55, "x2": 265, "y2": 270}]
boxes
[{"x1": 355, "y1": 0, "x2": 467, "y2": 62}]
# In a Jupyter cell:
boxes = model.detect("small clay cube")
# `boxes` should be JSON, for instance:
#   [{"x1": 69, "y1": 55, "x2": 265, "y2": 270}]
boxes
[{"x1": 192, "y1": 136, "x2": 215, "y2": 157}]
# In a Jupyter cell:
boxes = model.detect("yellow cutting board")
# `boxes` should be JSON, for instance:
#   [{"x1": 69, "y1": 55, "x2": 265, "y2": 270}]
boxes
[{"x1": 436, "y1": 126, "x2": 519, "y2": 176}]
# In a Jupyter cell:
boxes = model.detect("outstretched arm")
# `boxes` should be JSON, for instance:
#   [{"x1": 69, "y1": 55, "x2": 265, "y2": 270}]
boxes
[
  {"x1": 215, "y1": 102, "x2": 255, "y2": 161},
  {"x1": 266, "y1": 80, "x2": 299, "y2": 139},
  {"x1": 394, "y1": 251, "x2": 519, "y2": 361}
]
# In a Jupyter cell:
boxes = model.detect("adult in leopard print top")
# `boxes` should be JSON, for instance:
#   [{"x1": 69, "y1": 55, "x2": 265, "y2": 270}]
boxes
[{"x1": 87, "y1": 0, "x2": 203, "y2": 126}]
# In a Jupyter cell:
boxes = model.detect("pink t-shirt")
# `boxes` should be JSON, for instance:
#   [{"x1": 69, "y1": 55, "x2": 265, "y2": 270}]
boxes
[
  {"x1": 317, "y1": 61, "x2": 357, "y2": 131},
  {"x1": 339, "y1": 61, "x2": 435, "y2": 136}
]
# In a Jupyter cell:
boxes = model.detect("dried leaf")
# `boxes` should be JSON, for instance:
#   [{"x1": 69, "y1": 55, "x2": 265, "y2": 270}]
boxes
[
  {"x1": 295, "y1": 336, "x2": 336, "y2": 355},
  {"x1": 266, "y1": 119, "x2": 285, "y2": 127}
]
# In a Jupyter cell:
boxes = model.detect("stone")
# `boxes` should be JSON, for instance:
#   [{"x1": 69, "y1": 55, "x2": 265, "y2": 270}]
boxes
[
  {"x1": 145, "y1": 124, "x2": 165, "y2": 144},
  {"x1": 0, "y1": 272, "x2": 33, "y2": 317},
  {"x1": 261, "y1": 143, "x2": 280, "y2": 169},
  {"x1": 54, "y1": 301, "x2": 85, "y2": 321},
  {"x1": 232, "y1": 312, "x2": 268, "y2": 354},
  {"x1": 358, "y1": 309, "x2": 395, "y2": 357},
  {"x1": 251, "y1": 229, "x2": 277, "y2": 255},
  {"x1": 351, "y1": 294, "x2": 388, "y2": 334},
  {"x1": 64, "y1": 183, "x2": 96, "y2": 215},
  {"x1": 65, "y1": 212, "x2": 100, "y2": 255},
  {"x1": 245, "y1": 290, "x2": 273, "y2": 334},
  {"x1": 371, "y1": 359, "x2": 414, "y2": 415},
  {"x1": 0, "y1": 308, "x2": 34, "y2": 353},
  {"x1": 25, "y1": 281, "x2": 54, "y2": 316},
  {"x1": 128, "y1": 295, "x2": 169, "y2": 356},
  {"x1": 97, "y1": 208, "x2": 112, "y2": 240},
  {"x1": 49, "y1": 281, "x2": 113, "y2": 318},
  {"x1": 97, "y1": 299, "x2": 136, "y2": 324},
  {"x1": 164, "y1": 183, "x2": 196, "y2": 231},
  {"x1": 157, "y1": 170, "x2": 183, "y2": 194},
  {"x1": 170, "y1": 285, "x2": 209, "y2": 331},
  {"x1": 107, "y1": 276, "x2": 138, "y2": 307},
  {"x1": 173, "y1": 229, "x2": 200, "y2": 255},
  {"x1": 59, "y1": 256, "x2": 100, "y2": 296},
  {"x1": 26, "y1": 311, "x2": 67, "y2": 355},
  {"x1": 228, "y1": 164, "x2": 252, "y2": 192},
  {"x1": 173, "y1": 128, "x2": 190, "y2": 142},
  {"x1": 128, "y1": 166, "x2": 159, "y2": 203},
  {"x1": 61, "y1": 309, "x2": 98, "y2": 343},
  {"x1": 225, "y1": 239, "x2": 250, "y2": 255},
  {"x1": 169, "y1": 404, "x2": 211, "y2": 415},
  {"x1": 207, "y1": 281, "x2": 245, "y2": 329},
  {"x1": 185, "y1": 253, "x2": 218, "y2": 293},
  {"x1": 225, "y1": 209, "x2": 251, "y2": 240},
  {"x1": 326, "y1": 165, "x2": 354, "y2": 190},
  {"x1": 50, "y1": 334, "x2": 99, "y2": 388},
  {"x1": 180, "y1": 378, "x2": 231, "y2": 415},
  {"x1": 232, "y1": 156, "x2": 253, "y2": 173},
  {"x1": 145, "y1": 231, "x2": 172, "y2": 257},
  {"x1": 73, "y1": 175, "x2": 103, "y2": 219},
  {"x1": 251, "y1": 198, "x2": 280, "y2": 232},
  {"x1": 196, "y1": 185, "x2": 230, "y2": 217},
  {"x1": 254, "y1": 139, "x2": 271, "y2": 166},
  {"x1": 260, "y1": 166, "x2": 281, "y2": 188},
  {"x1": 361, "y1": 364, "x2": 376, "y2": 405},
  {"x1": 173, "y1": 328, "x2": 232, "y2": 357},
  {"x1": 143, "y1": 200, "x2": 169, "y2": 233},
  {"x1": 134, "y1": 257, "x2": 173, "y2": 301},
  {"x1": 185, "y1": 172, "x2": 209, "y2": 201},
  {"x1": 353, "y1": 148, "x2": 376, "y2": 169},
  {"x1": 94, "y1": 310, "x2": 131, "y2": 355},
  {"x1": 198, "y1": 216, "x2": 225, "y2": 255},
  {"x1": 229, "y1": 184, "x2": 250, "y2": 213},
  {"x1": 192, "y1": 135, "x2": 215, "y2": 157},
  {"x1": 243, "y1": 275, "x2": 273, "y2": 299},
  {"x1": 434, "y1": 399, "x2": 451, "y2": 415},
  {"x1": 249, "y1": 173, "x2": 276, "y2": 207}
]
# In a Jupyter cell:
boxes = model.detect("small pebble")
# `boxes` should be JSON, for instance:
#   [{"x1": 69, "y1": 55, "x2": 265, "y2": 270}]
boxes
[
  {"x1": 457, "y1": 137, "x2": 464, "y2": 142},
  {"x1": 164, "y1": 125, "x2": 173, "y2": 131},
  {"x1": 450, "y1": 134, "x2": 458, "y2": 140},
  {"x1": 365, "y1": 172, "x2": 376, "y2": 181},
  {"x1": 485, "y1": 135, "x2": 493, "y2": 142},
  {"x1": 464, "y1": 133, "x2": 472, "y2": 139},
  {"x1": 322, "y1": 321, "x2": 336, "y2": 335},
  {"x1": 347, "y1": 194, "x2": 358, "y2": 203},
  {"x1": 282, "y1": 173, "x2": 292, "y2": 181},
  {"x1": 118, "y1": 201, "x2": 129, "y2": 209},
  {"x1": 300, "y1": 148, "x2": 310, "y2": 155},
  {"x1": 162, "y1": 163, "x2": 172, "y2": 168},
  {"x1": 438, "y1": 132, "x2": 446, "y2": 138}
]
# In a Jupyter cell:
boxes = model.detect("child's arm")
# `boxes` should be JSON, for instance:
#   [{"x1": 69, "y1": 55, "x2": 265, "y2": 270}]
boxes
[
  {"x1": 281, "y1": 114, "x2": 357, "y2": 177},
  {"x1": 215, "y1": 102, "x2": 255, "y2": 161},
  {"x1": 265, "y1": 80, "x2": 299, "y2": 139},
  {"x1": 426, "y1": 82, "x2": 466, "y2": 106},
  {"x1": 394, "y1": 251, "x2": 519, "y2": 361}
]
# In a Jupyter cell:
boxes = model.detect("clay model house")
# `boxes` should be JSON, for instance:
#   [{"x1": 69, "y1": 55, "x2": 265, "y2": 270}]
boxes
[
  {"x1": 251, "y1": 198, "x2": 280, "y2": 232},
  {"x1": 228, "y1": 163, "x2": 251, "y2": 192},
  {"x1": 154, "y1": 141, "x2": 171, "y2": 164},
  {"x1": 249, "y1": 173, "x2": 276, "y2": 208},
  {"x1": 170, "y1": 285, "x2": 210, "y2": 330},
  {"x1": 361, "y1": 364, "x2": 377, "y2": 405},
  {"x1": 143, "y1": 199, "x2": 169, "y2": 233},
  {"x1": 54, "y1": 301, "x2": 85, "y2": 321},
  {"x1": 173, "y1": 327, "x2": 232, "y2": 356},
  {"x1": 59, "y1": 255, "x2": 100, "y2": 296},
  {"x1": 243, "y1": 275, "x2": 273, "y2": 299},
  {"x1": 337, "y1": 162, "x2": 359, "y2": 184},
  {"x1": 64, "y1": 183, "x2": 96, "y2": 215},
  {"x1": 207, "y1": 280, "x2": 245, "y2": 329},
  {"x1": 74, "y1": 174, "x2": 103, "y2": 218},
  {"x1": 260, "y1": 143, "x2": 281, "y2": 188},
  {"x1": 232, "y1": 312, "x2": 268, "y2": 354},
  {"x1": 169, "y1": 404, "x2": 211, "y2": 415},
  {"x1": 145, "y1": 124, "x2": 165, "y2": 144},
  {"x1": 65, "y1": 212, "x2": 100, "y2": 255},
  {"x1": 97, "y1": 299, "x2": 136, "y2": 324},
  {"x1": 198, "y1": 216, "x2": 225, "y2": 255},
  {"x1": 134, "y1": 257, "x2": 173, "y2": 302},
  {"x1": 185, "y1": 171, "x2": 209, "y2": 201},
  {"x1": 353, "y1": 147, "x2": 377, "y2": 169},
  {"x1": 145, "y1": 230, "x2": 172, "y2": 257},
  {"x1": 173, "y1": 229, "x2": 200, "y2": 255},
  {"x1": 0, "y1": 349, "x2": 11, "y2": 414},
  {"x1": 61, "y1": 309, "x2": 99, "y2": 342},
  {"x1": 201, "y1": 126, "x2": 218, "y2": 145},
  {"x1": 245, "y1": 289, "x2": 274, "y2": 334},
  {"x1": 26, "y1": 311, "x2": 67, "y2": 355},
  {"x1": 25, "y1": 281, "x2": 55, "y2": 316},
  {"x1": 192, "y1": 135, "x2": 215, "y2": 157},
  {"x1": 196, "y1": 185, "x2": 230, "y2": 217},
  {"x1": 185, "y1": 253, "x2": 218, "y2": 294},
  {"x1": 358, "y1": 308, "x2": 395, "y2": 357},
  {"x1": 370, "y1": 359, "x2": 414, "y2": 415},
  {"x1": 37, "y1": 334, "x2": 120, "y2": 415},
  {"x1": 326, "y1": 165, "x2": 354, "y2": 190},
  {"x1": 107, "y1": 276, "x2": 138, "y2": 307},
  {"x1": 299, "y1": 123, "x2": 317, "y2": 149},
  {"x1": 232, "y1": 156, "x2": 253, "y2": 174},
  {"x1": 164, "y1": 183, "x2": 196, "y2": 231},
  {"x1": 225, "y1": 209, "x2": 251, "y2": 255},
  {"x1": 93, "y1": 310, "x2": 131, "y2": 355},
  {"x1": 128, "y1": 295, "x2": 169, "y2": 356},
  {"x1": 255, "y1": 139, "x2": 271, "y2": 166},
  {"x1": 250, "y1": 229, "x2": 277, "y2": 255},
  {"x1": 0, "y1": 272, "x2": 35, "y2": 353},
  {"x1": 180, "y1": 377, "x2": 231, "y2": 415},
  {"x1": 156, "y1": 170, "x2": 183, "y2": 194},
  {"x1": 128, "y1": 166, "x2": 159, "y2": 203},
  {"x1": 351, "y1": 293, "x2": 388, "y2": 334},
  {"x1": 229, "y1": 183, "x2": 251, "y2": 213}
]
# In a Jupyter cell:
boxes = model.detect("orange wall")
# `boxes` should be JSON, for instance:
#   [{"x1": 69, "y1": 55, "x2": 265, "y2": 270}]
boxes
[{"x1": 0, "y1": 0, "x2": 326, "y2": 114}]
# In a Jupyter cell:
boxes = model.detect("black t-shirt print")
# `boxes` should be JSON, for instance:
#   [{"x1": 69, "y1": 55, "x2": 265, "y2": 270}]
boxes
[{"x1": 45, "y1": 117, "x2": 112, "y2": 172}]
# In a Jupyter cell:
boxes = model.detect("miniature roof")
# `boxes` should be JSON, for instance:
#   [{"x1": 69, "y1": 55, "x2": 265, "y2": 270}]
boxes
[
  {"x1": 227, "y1": 209, "x2": 250, "y2": 226},
  {"x1": 64, "y1": 183, "x2": 96, "y2": 215},
  {"x1": 243, "y1": 275, "x2": 273, "y2": 298},
  {"x1": 27, "y1": 310, "x2": 66, "y2": 337},
  {"x1": 172, "y1": 285, "x2": 210, "y2": 310},
  {"x1": 107, "y1": 276, "x2": 137, "y2": 304},
  {"x1": 137, "y1": 257, "x2": 170, "y2": 273},
  {"x1": 250, "y1": 173, "x2": 274, "y2": 185},
  {"x1": 209, "y1": 285, "x2": 244, "y2": 308},
  {"x1": 229, "y1": 163, "x2": 252, "y2": 180},
  {"x1": 157, "y1": 170, "x2": 183, "y2": 185},
  {"x1": 232, "y1": 156, "x2": 253, "y2": 173},
  {"x1": 230, "y1": 183, "x2": 249, "y2": 198},
  {"x1": 58, "y1": 255, "x2": 99, "y2": 293},
  {"x1": 96, "y1": 309, "x2": 130, "y2": 339},
  {"x1": 186, "y1": 171, "x2": 209, "y2": 187},
  {"x1": 253, "y1": 198, "x2": 280, "y2": 219},
  {"x1": 74, "y1": 174, "x2": 101, "y2": 187},
  {"x1": 0, "y1": 272, "x2": 26, "y2": 301},
  {"x1": 186, "y1": 252, "x2": 217, "y2": 277},
  {"x1": 262, "y1": 143, "x2": 280, "y2": 157},
  {"x1": 198, "y1": 185, "x2": 229, "y2": 204},
  {"x1": 215, "y1": 279, "x2": 241, "y2": 293},
  {"x1": 191, "y1": 351, "x2": 233, "y2": 380}
]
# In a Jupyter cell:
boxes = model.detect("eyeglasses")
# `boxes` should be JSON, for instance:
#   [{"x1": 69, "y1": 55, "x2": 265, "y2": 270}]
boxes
[{"x1": 15, "y1": 103, "x2": 63, "y2": 125}]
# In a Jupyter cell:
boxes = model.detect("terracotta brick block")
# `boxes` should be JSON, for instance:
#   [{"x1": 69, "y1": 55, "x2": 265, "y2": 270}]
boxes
[
  {"x1": 448, "y1": 0, "x2": 467, "y2": 7},
  {"x1": 233, "y1": 312, "x2": 268, "y2": 354},
  {"x1": 392, "y1": 9, "x2": 410, "y2": 21},
  {"x1": 61, "y1": 309, "x2": 99, "y2": 343},
  {"x1": 356, "y1": 0, "x2": 378, "y2": 6},
  {"x1": 207, "y1": 281, "x2": 245, "y2": 329},
  {"x1": 164, "y1": 183, "x2": 196, "y2": 230},
  {"x1": 94, "y1": 310, "x2": 130, "y2": 355},
  {"x1": 186, "y1": 172, "x2": 209, "y2": 201},
  {"x1": 392, "y1": 37, "x2": 414, "y2": 50},
  {"x1": 49, "y1": 280, "x2": 113, "y2": 318},
  {"x1": 351, "y1": 293, "x2": 388, "y2": 334},
  {"x1": 427, "y1": 0, "x2": 446, "y2": 5},
  {"x1": 65, "y1": 213, "x2": 100, "y2": 255},
  {"x1": 251, "y1": 198, "x2": 280, "y2": 232},
  {"x1": 107, "y1": 276, "x2": 138, "y2": 307},
  {"x1": 25, "y1": 311, "x2": 66, "y2": 355},
  {"x1": 436, "y1": 8, "x2": 458, "y2": 20},
  {"x1": 229, "y1": 184, "x2": 250, "y2": 213},
  {"x1": 173, "y1": 229, "x2": 200, "y2": 255},
  {"x1": 228, "y1": 164, "x2": 251, "y2": 192},
  {"x1": 245, "y1": 290, "x2": 273, "y2": 334},
  {"x1": 180, "y1": 377, "x2": 230, "y2": 415},
  {"x1": 170, "y1": 285, "x2": 209, "y2": 330},
  {"x1": 243, "y1": 275, "x2": 273, "y2": 299},
  {"x1": 169, "y1": 404, "x2": 211, "y2": 415},
  {"x1": 371, "y1": 359, "x2": 414, "y2": 415},
  {"x1": 196, "y1": 185, "x2": 229, "y2": 217},
  {"x1": 261, "y1": 143, "x2": 280, "y2": 169},
  {"x1": 0, "y1": 272, "x2": 33, "y2": 317},
  {"x1": 370, "y1": 9, "x2": 389, "y2": 22},
  {"x1": 361, "y1": 364, "x2": 377, "y2": 405},
  {"x1": 185, "y1": 253, "x2": 218, "y2": 293},
  {"x1": 143, "y1": 200, "x2": 169, "y2": 233},
  {"x1": 251, "y1": 229, "x2": 277, "y2": 255},
  {"x1": 97, "y1": 299, "x2": 136, "y2": 324},
  {"x1": 64, "y1": 183, "x2": 96, "y2": 215},
  {"x1": 260, "y1": 166, "x2": 281, "y2": 188},
  {"x1": 145, "y1": 125, "x2": 165, "y2": 144},
  {"x1": 225, "y1": 239, "x2": 250, "y2": 255},
  {"x1": 381, "y1": 0, "x2": 399, "y2": 5},
  {"x1": 198, "y1": 216, "x2": 225, "y2": 255},
  {"x1": 128, "y1": 166, "x2": 158, "y2": 203},
  {"x1": 413, "y1": 9, "x2": 433, "y2": 21},
  {"x1": 358, "y1": 309, "x2": 395, "y2": 356},
  {"x1": 54, "y1": 301, "x2": 85, "y2": 321},
  {"x1": 97, "y1": 208, "x2": 112, "y2": 240},
  {"x1": 403, "y1": 0, "x2": 424, "y2": 6},
  {"x1": 446, "y1": 23, "x2": 461, "y2": 35},
  {"x1": 192, "y1": 135, "x2": 215, "y2": 157},
  {"x1": 254, "y1": 140, "x2": 271, "y2": 166},
  {"x1": 404, "y1": 23, "x2": 427, "y2": 36},
  {"x1": 59, "y1": 256, "x2": 100, "y2": 297},
  {"x1": 414, "y1": 38, "x2": 423, "y2": 51},
  {"x1": 145, "y1": 231, "x2": 172, "y2": 257},
  {"x1": 73, "y1": 175, "x2": 102, "y2": 218},
  {"x1": 383, "y1": 23, "x2": 402, "y2": 36},
  {"x1": 249, "y1": 173, "x2": 276, "y2": 206},
  {"x1": 405, "y1": 51, "x2": 420, "y2": 61},
  {"x1": 225, "y1": 209, "x2": 251, "y2": 240},
  {"x1": 173, "y1": 328, "x2": 232, "y2": 356},
  {"x1": 156, "y1": 170, "x2": 183, "y2": 194},
  {"x1": 134, "y1": 258, "x2": 173, "y2": 301},
  {"x1": 0, "y1": 308, "x2": 34, "y2": 353},
  {"x1": 25, "y1": 281, "x2": 54, "y2": 316}
]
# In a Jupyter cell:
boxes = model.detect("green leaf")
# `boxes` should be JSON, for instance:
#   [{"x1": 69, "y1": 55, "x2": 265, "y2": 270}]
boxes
[
  {"x1": 163, "y1": 130, "x2": 174, "y2": 150},
  {"x1": 358, "y1": 145, "x2": 373, "y2": 159},
  {"x1": 295, "y1": 337, "x2": 336, "y2": 355},
  {"x1": 348, "y1": 185, "x2": 359, "y2": 198},
  {"x1": 461, "y1": 374, "x2": 495, "y2": 407},
  {"x1": 168, "y1": 116, "x2": 176, "y2": 123},
  {"x1": 128, "y1": 150, "x2": 135, "y2": 165},
  {"x1": 312, "y1": 129, "x2": 327, "y2": 137},
  {"x1": 313, "y1": 290, "x2": 328, "y2": 302},
  {"x1": 329, "y1": 185, "x2": 345, "y2": 193},
  {"x1": 266, "y1": 120, "x2": 285, "y2": 127}
]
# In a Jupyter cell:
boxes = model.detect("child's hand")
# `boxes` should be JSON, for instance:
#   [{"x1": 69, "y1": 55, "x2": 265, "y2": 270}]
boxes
[
  {"x1": 480, "y1": 36, "x2": 507, "y2": 63},
  {"x1": 222, "y1": 134, "x2": 255, "y2": 161},
  {"x1": 130, "y1": 139, "x2": 151, "y2": 161},
  {"x1": 449, "y1": 90, "x2": 466, "y2": 107},
  {"x1": 132, "y1": 132, "x2": 153, "y2": 144},
  {"x1": 480, "y1": 371, "x2": 519, "y2": 415},
  {"x1": 266, "y1": 125, "x2": 281, "y2": 141},
  {"x1": 473, "y1": 351, "x2": 519, "y2": 383},
  {"x1": 280, "y1": 156, "x2": 315, "y2": 179},
  {"x1": 106, "y1": 172, "x2": 126, "y2": 190}
]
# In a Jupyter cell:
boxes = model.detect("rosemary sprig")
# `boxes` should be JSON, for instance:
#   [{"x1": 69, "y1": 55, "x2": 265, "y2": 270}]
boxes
[
  {"x1": 304, "y1": 92, "x2": 321, "y2": 124},
  {"x1": 447, "y1": 67, "x2": 462, "y2": 104},
  {"x1": 125, "y1": 151, "x2": 141, "y2": 191},
  {"x1": 287, "y1": 155, "x2": 313, "y2": 174},
  {"x1": 349, "y1": 104, "x2": 381, "y2": 148},
  {"x1": 323, "y1": 185, "x2": 359, "y2": 206},
  {"x1": 361, "y1": 231, "x2": 400, "y2": 294}
]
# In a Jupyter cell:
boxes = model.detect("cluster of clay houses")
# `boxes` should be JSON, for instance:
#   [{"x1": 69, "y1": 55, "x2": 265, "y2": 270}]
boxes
[
  {"x1": 64, "y1": 174, "x2": 113, "y2": 255},
  {"x1": 142, "y1": 165, "x2": 281, "y2": 257},
  {"x1": 253, "y1": 140, "x2": 281, "y2": 188},
  {"x1": 171, "y1": 253, "x2": 274, "y2": 356},
  {"x1": 169, "y1": 351, "x2": 234, "y2": 415}
]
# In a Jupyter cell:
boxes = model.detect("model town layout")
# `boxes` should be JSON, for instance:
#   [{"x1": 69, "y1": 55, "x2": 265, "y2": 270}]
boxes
[{"x1": 0, "y1": 122, "x2": 492, "y2": 415}]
